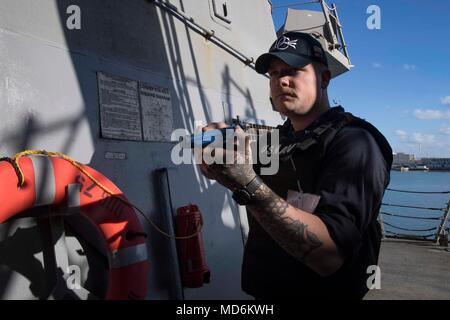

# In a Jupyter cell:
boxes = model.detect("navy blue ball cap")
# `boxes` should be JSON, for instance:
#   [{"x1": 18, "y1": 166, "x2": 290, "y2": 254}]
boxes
[{"x1": 255, "y1": 32, "x2": 328, "y2": 74}]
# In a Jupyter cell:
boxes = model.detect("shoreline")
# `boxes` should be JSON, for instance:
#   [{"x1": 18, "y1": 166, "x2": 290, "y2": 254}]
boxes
[{"x1": 391, "y1": 168, "x2": 450, "y2": 172}]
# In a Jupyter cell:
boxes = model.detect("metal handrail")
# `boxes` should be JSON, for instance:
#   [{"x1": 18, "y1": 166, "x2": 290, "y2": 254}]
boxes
[
  {"x1": 434, "y1": 201, "x2": 450, "y2": 243},
  {"x1": 150, "y1": 0, "x2": 255, "y2": 67},
  {"x1": 381, "y1": 187, "x2": 449, "y2": 243},
  {"x1": 380, "y1": 211, "x2": 443, "y2": 221},
  {"x1": 382, "y1": 203, "x2": 445, "y2": 211},
  {"x1": 387, "y1": 188, "x2": 450, "y2": 194},
  {"x1": 272, "y1": 1, "x2": 320, "y2": 9}
]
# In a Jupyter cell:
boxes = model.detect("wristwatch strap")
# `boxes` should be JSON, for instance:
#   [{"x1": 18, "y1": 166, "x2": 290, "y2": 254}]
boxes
[{"x1": 244, "y1": 175, "x2": 263, "y2": 196}]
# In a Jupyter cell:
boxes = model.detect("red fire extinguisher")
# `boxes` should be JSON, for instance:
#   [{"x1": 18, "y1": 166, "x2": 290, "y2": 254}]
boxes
[{"x1": 175, "y1": 204, "x2": 210, "y2": 288}]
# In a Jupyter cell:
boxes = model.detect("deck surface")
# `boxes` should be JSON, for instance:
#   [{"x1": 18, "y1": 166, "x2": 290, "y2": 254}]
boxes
[{"x1": 365, "y1": 238, "x2": 450, "y2": 300}]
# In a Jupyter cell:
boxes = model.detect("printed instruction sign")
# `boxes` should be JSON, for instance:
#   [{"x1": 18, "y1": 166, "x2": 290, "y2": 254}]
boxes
[
  {"x1": 97, "y1": 72, "x2": 143, "y2": 141},
  {"x1": 140, "y1": 83, "x2": 173, "y2": 142}
]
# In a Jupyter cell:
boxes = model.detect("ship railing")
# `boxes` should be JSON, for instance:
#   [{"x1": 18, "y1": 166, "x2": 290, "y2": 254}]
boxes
[
  {"x1": 380, "y1": 188, "x2": 450, "y2": 245},
  {"x1": 273, "y1": 0, "x2": 353, "y2": 78},
  {"x1": 149, "y1": 0, "x2": 257, "y2": 68}
]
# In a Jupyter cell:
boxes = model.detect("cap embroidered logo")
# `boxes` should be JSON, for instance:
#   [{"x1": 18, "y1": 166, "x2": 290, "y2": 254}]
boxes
[
  {"x1": 255, "y1": 32, "x2": 329, "y2": 74},
  {"x1": 273, "y1": 36, "x2": 298, "y2": 51}
]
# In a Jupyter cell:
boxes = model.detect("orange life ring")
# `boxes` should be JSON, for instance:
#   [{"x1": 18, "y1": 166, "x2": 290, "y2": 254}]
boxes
[{"x1": 0, "y1": 154, "x2": 149, "y2": 300}]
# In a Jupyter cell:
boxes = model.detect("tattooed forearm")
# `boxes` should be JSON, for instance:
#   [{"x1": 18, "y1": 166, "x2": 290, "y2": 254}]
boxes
[
  {"x1": 210, "y1": 163, "x2": 256, "y2": 189},
  {"x1": 248, "y1": 183, "x2": 323, "y2": 262}
]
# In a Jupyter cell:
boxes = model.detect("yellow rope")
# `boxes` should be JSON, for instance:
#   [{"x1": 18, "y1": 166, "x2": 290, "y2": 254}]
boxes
[{"x1": 12, "y1": 150, "x2": 201, "y2": 240}]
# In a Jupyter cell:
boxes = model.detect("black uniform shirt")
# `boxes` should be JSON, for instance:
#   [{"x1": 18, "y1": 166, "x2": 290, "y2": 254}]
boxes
[{"x1": 242, "y1": 107, "x2": 391, "y2": 299}]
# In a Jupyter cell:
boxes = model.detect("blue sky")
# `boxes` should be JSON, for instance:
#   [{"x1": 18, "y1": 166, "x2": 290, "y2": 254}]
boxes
[{"x1": 271, "y1": 0, "x2": 450, "y2": 158}]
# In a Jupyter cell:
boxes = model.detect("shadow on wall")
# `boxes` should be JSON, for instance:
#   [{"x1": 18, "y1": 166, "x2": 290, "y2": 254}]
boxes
[
  {"x1": 0, "y1": 0, "x2": 259, "y2": 300},
  {"x1": 0, "y1": 212, "x2": 108, "y2": 300},
  {"x1": 52, "y1": 0, "x2": 249, "y2": 299}
]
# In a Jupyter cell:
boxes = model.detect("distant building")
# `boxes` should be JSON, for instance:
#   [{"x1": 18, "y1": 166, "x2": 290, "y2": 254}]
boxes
[
  {"x1": 419, "y1": 158, "x2": 450, "y2": 171},
  {"x1": 393, "y1": 152, "x2": 415, "y2": 166}
]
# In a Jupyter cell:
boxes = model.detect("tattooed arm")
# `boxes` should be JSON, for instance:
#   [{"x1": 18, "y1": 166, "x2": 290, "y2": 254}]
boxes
[
  {"x1": 198, "y1": 122, "x2": 343, "y2": 276},
  {"x1": 247, "y1": 182, "x2": 344, "y2": 276}
]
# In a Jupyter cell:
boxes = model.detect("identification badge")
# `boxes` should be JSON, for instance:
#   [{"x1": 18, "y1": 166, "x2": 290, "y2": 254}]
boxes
[{"x1": 286, "y1": 190, "x2": 321, "y2": 213}]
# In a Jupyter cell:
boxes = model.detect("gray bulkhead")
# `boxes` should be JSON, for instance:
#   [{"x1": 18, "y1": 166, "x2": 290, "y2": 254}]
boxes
[{"x1": 0, "y1": 0, "x2": 282, "y2": 299}]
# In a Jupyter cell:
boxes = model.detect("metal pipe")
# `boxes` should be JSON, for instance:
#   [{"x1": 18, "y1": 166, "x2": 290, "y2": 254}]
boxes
[
  {"x1": 318, "y1": 0, "x2": 336, "y2": 45},
  {"x1": 152, "y1": 0, "x2": 255, "y2": 67},
  {"x1": 434, "y1": 201, "x2": 450, "y2": 244},
  {"x1": 332, "y1": 3, "x2": 351, "y2": 65},
  {"x1": 155, "y1": 167, "x2": 184, "y2": 300},
  {"x1": 272, "y1": 1, "x2": 319, "y2": 9},
  {"x1": 378, "y1": 213, "x2": 386, "y2": 240}
]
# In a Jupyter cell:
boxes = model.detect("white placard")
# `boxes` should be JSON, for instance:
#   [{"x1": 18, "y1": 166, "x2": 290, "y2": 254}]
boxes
[
  {"x1": 139, "y1": 83, "x2": 173, "y2": 142},
  {"x1": 104, "y1": 152, "x2": 127, "y2": 160},
  {"x1": 97, "y1": 72, "x2": 143, "y2": 141}
]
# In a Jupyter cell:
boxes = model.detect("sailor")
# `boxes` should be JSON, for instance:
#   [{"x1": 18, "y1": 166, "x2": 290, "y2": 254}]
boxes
[{"x1": 199, "y1": 31, "x2": 393, "y2": 299}]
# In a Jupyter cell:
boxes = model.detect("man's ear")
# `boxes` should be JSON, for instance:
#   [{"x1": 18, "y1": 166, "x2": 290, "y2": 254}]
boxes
[{"x1": 321, "y1": 70, "x2": 331, "y2": 89}]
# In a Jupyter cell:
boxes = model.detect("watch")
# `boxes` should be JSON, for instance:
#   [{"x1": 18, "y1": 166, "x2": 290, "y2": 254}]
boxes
[{"x1": 232, "y1": 175, "x2": 263, "y2": 205}]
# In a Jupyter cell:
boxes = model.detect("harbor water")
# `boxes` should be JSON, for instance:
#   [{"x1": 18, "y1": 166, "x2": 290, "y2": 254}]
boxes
[{"x1": 381, "y1": 171, "x2": 450, "y2": 239}]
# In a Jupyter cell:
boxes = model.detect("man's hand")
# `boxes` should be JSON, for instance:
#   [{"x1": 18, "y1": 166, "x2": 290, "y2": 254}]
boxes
[{"x1": 198, "y1": 122, "x2": 256, "y2": 191}]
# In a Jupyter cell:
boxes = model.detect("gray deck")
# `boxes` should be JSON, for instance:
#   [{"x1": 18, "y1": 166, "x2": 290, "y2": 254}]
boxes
[{"x1": 365, "y1": 238, "x2": 450, "y2": 300}]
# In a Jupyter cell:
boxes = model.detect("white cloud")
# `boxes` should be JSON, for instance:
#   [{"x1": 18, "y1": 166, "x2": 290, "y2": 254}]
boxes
[
  {"x1": 394, "y1": 130, "x2": 434, "y2": 144},
  {"x1": 441, "y1": 96, "x2": 450, "y2": 105},
  {"x1": 372, "y1": 62, "x2": 382, "y2": 68},
  {"x1": 403, "y1": 64, "x2": 416, "y2": 71},
  {"x1": 395, "y1": 129, "x2": 407, "y2": 140},
  {"x1": 414, "y1": 109, "x2": 450, "y2": 120},
  {"x1": 439, "y1": 126, "x2": 450, "y2": 135},
  {"x1": 393, "y1": 129, "x2": 449, "y2": 157},
  {"x1": 410, "y1": 133, "x2": 435, "y2": 144}
]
